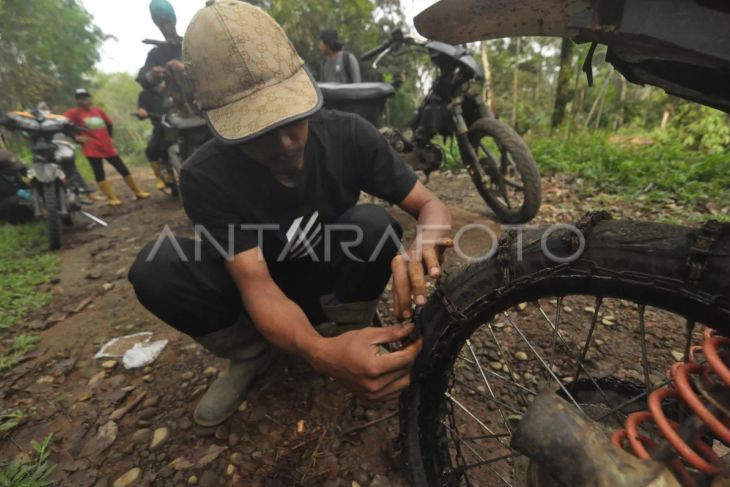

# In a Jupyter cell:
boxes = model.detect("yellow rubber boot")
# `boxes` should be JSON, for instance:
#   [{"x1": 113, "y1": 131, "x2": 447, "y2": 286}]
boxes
[
  {"x1": 97, "y1": 180, "x2": 122, "y2": 206},
  {"x1": 149, "y1": 162, "x2": 166, "y2": 190},
  {"x1": 124, "y1": 175, "x2": 151, "y2": 199}
]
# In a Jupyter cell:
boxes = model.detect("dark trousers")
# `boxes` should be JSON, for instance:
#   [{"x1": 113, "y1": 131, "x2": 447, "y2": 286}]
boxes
[
  {"x1": 128, "y1": 204, "x2": 402, "y2": 338},
  {"x1": 0, "y1": 195, "x2": 34, "y2": 224},
  {"x1": 145, "y1": 126, "x2": 170, "y2": 162},
  {"x1": 87, "y1": 155, "x2": 131, "y2": 182}
]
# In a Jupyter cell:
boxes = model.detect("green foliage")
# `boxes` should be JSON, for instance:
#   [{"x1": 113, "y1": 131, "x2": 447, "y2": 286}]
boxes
[
  {"x1": 0, "y1": 434, "x2": 55, "y2": 487},
  {"x1": 0, "y1": 334, "x2": 41, "y2": 372},
  {"x1": 0, "y1": 409, "x2": 26, "y2": 434},
  {"x1": 0, "y1": 0, "x2": 105, "y2": 111},
  {"x1": 0, "y1": 222, "x2": 58, "y2": 331},
  {"x1": 664, "y1": 104, "x2": 730, "y2": 153},
  {"x1": 530, "y1": 131, "x2": 730, "y2": 207},
  {"x1": 90, "y1": 72, "x2": 149, "y2": 164}
]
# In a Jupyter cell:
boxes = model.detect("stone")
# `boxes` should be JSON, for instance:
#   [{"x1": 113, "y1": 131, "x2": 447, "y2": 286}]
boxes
[
  {"x1": 214, "y1": 425, "x2": 229, "y2": 440},
  {"x1": 142, "y1": 374, "x2": 154, "y2": 383},
  {"x1": 139, "y1": 408, "x2": 156, "y2": 420},
  {"x1": 601, "y1": 316, "x2": 616, "y2": 326},
  {"x1": 103, "y1": 282, "x2": 115, "y2": 292},
  {"x1": 178, "y1": 417, "x2": 193, "y2": 430},
  {"x1": 364, "y1": 409, "x2": 379, "y2": 422},
  {"x1": 584, "y1": 306, "x2": 596, "y2": 314},
  {"x1": 228, "y1": 433, "x2": 240, "y2": 447},
  {"x1": 671, "y1": 350, "x2": 685, "y2": 362},
  {"x1": 181, "y1": 371, "x2": 195, "y2": 381},
  {"x1": 101, "y1": 360, "x2": 117, "y2": 369},
  {"x1": 230, "y1": 452, "x2": 243, "y2": 465},
  {"x1": 150, "y1": 427, "x2": 169, "y2": 450},
  {"x1": 517, "y1": 303, "x2": 528, "y2": 311},
  {"x1": 142, "y1": 396, "x2": 159, "y2": 408},
  {"x1": 203, "y1": 367, "x2": 218, "y2": 378},
  {"x1": 131, "y1": 429, "x2": 152, "y2": 445},
  {"x1": 489, "y1": 361, "x2": 502, "y2": 371},
  {"x1": 188, "y1": 476, "x2": 198, "y2": 486},
  {"x1": 514, "y1": 352, "x2": 528, "y2": 361},
  {"x1": 237, "y1": 401, "x2": 248, "y2": 412},
  {"x1": 370, "y1": 475, "x2": 392, "y2": 487},
  {"x1": 88, "y1": 371, "x2": 106, "y2": 388},
  {"x1": 226, "y1": 464, "x2": 236, "y2": 476},
  {"x1": 143, "y1": 366, "x2": 153, "y2": 374},
  {"x1": 198, "y1": 470, "x2": 217, "y2": 487},
  {"x1": 113, "y1": 468, "x2": 141, "y2": 487}
]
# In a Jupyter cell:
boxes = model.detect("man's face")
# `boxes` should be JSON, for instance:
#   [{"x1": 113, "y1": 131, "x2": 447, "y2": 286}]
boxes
[
  {"x1": 318, "y1": 40, "x2": 329, "y2": 55},
  {"x1": 77, "y1": 96, "x2": 92, "y2": 109},
  {"x1": 239, "y1": 119, "x2": 309, "y2": 178}
]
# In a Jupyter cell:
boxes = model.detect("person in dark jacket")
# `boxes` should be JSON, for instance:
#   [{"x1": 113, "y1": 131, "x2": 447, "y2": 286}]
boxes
[
  {"x1": 137, "y1": 0, "x2": 183, "y2": 90},
  {"x1": 0, "y1": 149, "x2": 34, "y2": 224}
]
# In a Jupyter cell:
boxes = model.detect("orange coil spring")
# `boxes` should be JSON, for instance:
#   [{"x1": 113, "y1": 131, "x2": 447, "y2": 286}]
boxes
[{"x1": 611, "y1": 328, "x2": 730, "y2": 480}]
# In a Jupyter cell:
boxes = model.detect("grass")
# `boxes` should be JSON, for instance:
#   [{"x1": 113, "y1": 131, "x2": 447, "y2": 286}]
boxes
[
  {"x1": 527, "y1": 130, "x2": 730, "y2": 213},
  {"x1": 0, "y1": 434, "x2": 55, "y2": 487},
  {"x1": 0, "y1": 335, "x2": 41, "y2": 372},
  {"x1": 0, "y1": 223, "x2": 58, "y2": 331}
]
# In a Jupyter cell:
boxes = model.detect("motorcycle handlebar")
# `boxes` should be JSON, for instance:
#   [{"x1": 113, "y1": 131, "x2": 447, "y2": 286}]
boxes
[{"x1": 360, "y1": 40, "x2": 393, "y2": 61}]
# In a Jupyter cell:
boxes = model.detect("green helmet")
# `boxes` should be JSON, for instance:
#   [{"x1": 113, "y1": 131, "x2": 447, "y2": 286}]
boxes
[{"x1": 149, "y1": 0, "x2": 176, "y2": 24}]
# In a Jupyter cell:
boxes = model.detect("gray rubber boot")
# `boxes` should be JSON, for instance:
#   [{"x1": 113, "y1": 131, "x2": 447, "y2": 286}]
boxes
[
  {"x1": 193, "y1": 320, "x2": 273, "y2": 427},
  {"x1": 317, "y1": 293, "x2": 380, "y2": 336}
]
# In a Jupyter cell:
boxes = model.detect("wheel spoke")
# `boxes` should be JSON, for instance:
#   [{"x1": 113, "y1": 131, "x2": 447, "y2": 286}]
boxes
[
  {"x1": 572, "y1": 297, "x2": 603, "y2": 384},
  {"x1": 453, "y1": 453, "x2": 522, "y2": 474},
  {"x1": 467, "y1": 339, "x2": 513, "y2": 434},
  {"x1": 503, "y1": 311, "x2": 582, "y2": 410},
  {"x1": 443, "y1": 422, "x2": 515, "y2": 487},
  {"x1": 485, "y1": 324, "x2": 531, "y2": 406}
]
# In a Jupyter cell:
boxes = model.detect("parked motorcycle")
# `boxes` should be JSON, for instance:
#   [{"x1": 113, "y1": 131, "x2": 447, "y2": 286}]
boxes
[
  {"x1": 0, "y1": 111, "x2": 106, "y2": 250},
  {"x1": 320, "y1": 29, "x2": 542, "y2": 223}
]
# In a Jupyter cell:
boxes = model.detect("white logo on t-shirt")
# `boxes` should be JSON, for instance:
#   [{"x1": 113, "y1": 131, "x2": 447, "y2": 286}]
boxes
[{"x1": 280, "y1": 211, "x2": 322, "y2": 260}]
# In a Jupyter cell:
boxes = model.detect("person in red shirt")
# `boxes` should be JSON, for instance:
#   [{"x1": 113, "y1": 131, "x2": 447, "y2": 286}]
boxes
[{"x1": 64, "y1": 89, "x2": 150, "y2": 205}]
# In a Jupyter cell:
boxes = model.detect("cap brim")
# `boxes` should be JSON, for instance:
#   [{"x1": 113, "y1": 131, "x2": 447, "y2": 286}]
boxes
[
  {"x1": 414, "y1": 0, "x2": 590, "y2": 44},
  {"x1": 205, "y1": 66, "x2": 323, "y2": 144}
]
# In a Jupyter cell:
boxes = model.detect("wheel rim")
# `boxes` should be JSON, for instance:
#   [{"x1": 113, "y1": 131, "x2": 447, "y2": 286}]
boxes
[
  {"x1": 473, "y1": 137, "x2": 526, "y2": 214},
  {"x1": 424, "y1": 294, "x2": 719, "y2": 486}
]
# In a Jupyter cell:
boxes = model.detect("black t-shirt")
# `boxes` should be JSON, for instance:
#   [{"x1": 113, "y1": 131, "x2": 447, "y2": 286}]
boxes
[
  {"x1": 180, "y1": 110, "x2": 417, "y2": 268},
  {"x1": 137, "y1": 43, "x2": 182, "y2": 89}
]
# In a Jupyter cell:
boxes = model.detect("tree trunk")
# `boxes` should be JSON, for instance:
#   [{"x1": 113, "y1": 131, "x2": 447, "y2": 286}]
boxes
[
  {"x1": 613, "y1": 75, "x2": 628, "y2": 130},
  {"x1": 511, "y1": 37, "x2": 521, "y2": 129},
  {"x1": 583, "y1": 67, "x2": 613, "y2": 130},
  {"x1": 551, "y1": 38, "x2": 575, "y2": 129},
  {"x1": 480, "y1": 41, "x2": 498, "y2": 117},
  {"x1": 661, "y1": 104, "x2": 674, "y2": 129}
]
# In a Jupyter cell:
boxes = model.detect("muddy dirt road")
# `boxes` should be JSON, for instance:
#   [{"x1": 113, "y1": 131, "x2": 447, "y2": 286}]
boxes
[{"x1": 0, "y1": 168, "x2": 715, "y2": 487}]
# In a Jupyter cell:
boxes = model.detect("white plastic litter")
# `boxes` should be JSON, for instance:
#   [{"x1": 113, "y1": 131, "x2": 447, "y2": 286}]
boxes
[
  {"x1": 122, "y1": 339, "x2": 169, "y2": 370},
  {"x1": 95, "y1": 332, "x2": 152, "y2": 359}
]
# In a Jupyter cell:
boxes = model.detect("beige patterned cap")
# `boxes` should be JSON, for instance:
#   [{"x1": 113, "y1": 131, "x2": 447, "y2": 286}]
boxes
[{"x1": 183, "y1": 0, "x2": 322, "y2": 143}]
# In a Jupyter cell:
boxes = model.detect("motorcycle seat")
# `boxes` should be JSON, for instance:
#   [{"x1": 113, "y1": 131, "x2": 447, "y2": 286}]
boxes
[{"x1": 319, "y1": 82, "x2": 395, "y2": 102}]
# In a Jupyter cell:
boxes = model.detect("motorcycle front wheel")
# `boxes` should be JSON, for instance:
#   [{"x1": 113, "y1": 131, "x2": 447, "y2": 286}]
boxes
[
  {"x1": 401, "y1": 217, "x2": 730, "y2": 486},
  {"x1": 465, "y1": 118, "x2": 541, "y2": 224}
]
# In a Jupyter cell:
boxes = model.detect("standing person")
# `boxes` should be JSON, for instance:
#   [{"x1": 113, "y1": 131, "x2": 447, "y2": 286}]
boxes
[
  {"x1": 318, "y1": 29, "x2": 362, "y2": 84},
  {"x1": 138, "y1": 0, "x2": 184, "y2": 91},
  {"x1": 137, "y1": 84, "x2": 168, "y2": 190},
  {"x1": 64, "y1": 89, "x2": 150, "y2": 206},
  {"x1": 129, "y1": 1, "x2": 452, "y2": 427}
]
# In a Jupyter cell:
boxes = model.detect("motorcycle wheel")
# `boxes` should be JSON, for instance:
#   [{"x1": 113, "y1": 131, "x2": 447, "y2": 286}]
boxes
[
  {"x1": 466, "y1": 117, "x2": 541, "y2": 223},
  {"x1": 42, "y1": 183, "x2": 63, "y2": 250},
  {"x1": 401, "y1": 218, "x2": 730, "y2": 486}
]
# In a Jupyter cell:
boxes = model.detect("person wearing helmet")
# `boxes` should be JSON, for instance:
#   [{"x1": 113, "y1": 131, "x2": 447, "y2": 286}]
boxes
[
  {"x1": 137, "y1": 0, "x2": 184, "y2": 90},
  {"x1": 129, "y1": 1, "x2": 452, "y2": 427}
]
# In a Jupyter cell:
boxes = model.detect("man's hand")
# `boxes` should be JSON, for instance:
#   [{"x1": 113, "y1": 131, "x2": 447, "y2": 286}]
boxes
[
  {"x1": 166, "y1": 59, "x2": 185, "y2": 72},
  {"x1": 75, "y1": 134, "x2": 91, "y2": 144},
  {"x1": 391, "y1": 237, "x2": 453, "y2": 320},
  {"x1": 137, "y1": 108, "x2": 149, "y2": 120},
  {"x1": 308, "y1": 325, "x2": 422, "y2": 402}
]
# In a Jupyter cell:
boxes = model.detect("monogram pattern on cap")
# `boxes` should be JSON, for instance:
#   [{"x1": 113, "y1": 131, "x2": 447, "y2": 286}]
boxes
[{"x1": 183, "y1": 0, "x2": 318, "y2": 141}]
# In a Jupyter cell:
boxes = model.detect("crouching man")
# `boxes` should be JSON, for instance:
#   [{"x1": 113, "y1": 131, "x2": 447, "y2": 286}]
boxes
[{"x1": 128, "y1": 0, "x2": 452, "y2": 427}]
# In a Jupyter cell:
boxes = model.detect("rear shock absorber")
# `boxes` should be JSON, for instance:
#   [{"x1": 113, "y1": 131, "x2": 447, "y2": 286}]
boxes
[{"x1": 611, "y1": 328, "x2": 730, "y2": 484}]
